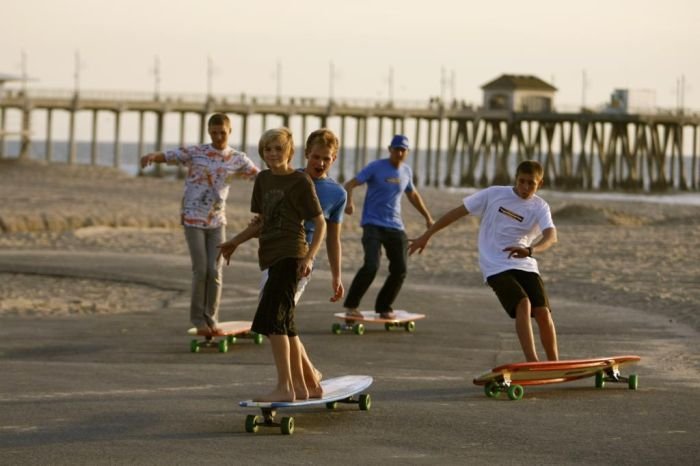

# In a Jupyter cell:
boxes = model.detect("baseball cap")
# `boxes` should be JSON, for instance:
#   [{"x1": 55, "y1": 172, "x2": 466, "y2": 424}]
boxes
[{"x1": 389, "y1": 134, "x2": 409, "y2": 149}]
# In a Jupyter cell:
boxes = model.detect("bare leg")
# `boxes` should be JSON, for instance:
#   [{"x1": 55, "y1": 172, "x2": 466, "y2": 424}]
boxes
[
  {"x1": 534, "y1": 307, "x2": 559, "y2": 361},
  {"x1": 288, "y1": 336, "x2": 308, "y2": 400},
  {"x1": 254, "y1": 335, "x2": 295, "y2": 402},
  {"x1": 296, "y1": 338, "x2": 323, "y2": 399},
  {"x1": 514, "y1": 298, "x2": 539, "y2": 362}
]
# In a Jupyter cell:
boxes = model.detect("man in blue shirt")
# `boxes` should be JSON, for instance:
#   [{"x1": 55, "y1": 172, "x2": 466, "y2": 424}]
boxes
[{"x1": 343, "y1": 134, "x2": 434, "y2": 318}]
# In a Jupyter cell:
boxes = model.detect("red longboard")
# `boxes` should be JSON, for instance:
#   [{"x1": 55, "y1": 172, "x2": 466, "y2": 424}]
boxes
[
  {"x1": 332, "y1": 310, "x2": 426, "y2": 335},
  {"x1": 473, "y1": 355, "x2": 641, "y2": 400},
  {"x1": 186, "y1": 321, "x2": 263, "y2": 353}
]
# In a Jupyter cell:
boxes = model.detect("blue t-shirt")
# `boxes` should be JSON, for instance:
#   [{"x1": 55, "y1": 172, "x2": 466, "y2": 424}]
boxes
[
  {"x1": 298, "y1": 170, "x2": 347, "y2": 244},
  {"x1": 356, "y1": 159, "x2": 414, "y2": 230}
]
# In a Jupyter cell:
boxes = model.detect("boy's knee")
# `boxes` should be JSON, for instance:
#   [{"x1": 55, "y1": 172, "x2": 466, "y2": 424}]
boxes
[{"x1": 533, "y1": 307, "x2": 552, "y2": 322}]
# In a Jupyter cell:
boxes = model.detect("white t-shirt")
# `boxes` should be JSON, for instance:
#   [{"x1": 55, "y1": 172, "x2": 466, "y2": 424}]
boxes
[{"x1": 463, "y1": 186, "x2": 555, "y2": 281}]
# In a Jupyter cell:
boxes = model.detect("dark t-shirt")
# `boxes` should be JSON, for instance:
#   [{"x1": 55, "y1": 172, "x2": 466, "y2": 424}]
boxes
[{"x1": 251, "y1": 170, "x2": 322, "y2": 270}]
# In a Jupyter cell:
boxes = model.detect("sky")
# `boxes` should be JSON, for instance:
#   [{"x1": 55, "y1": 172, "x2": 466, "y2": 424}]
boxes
[{"x1": 2, "y1": 0, "x2": 699, "y2": 111}]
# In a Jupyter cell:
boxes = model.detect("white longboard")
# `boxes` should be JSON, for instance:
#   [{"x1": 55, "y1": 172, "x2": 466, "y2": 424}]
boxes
[
  {"x1": 240, "y1": 375, "x2": 373, "y2": 434},
  {"x1": 332, "y1": 310, "x2": 426, "y2": 335}
]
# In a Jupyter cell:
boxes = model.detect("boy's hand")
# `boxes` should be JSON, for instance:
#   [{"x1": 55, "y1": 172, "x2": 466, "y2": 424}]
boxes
[
  {"x1": 330, "y1": 277, "x2": 344, "y2": 302},
  {"x1": 503, "y1": 246, "x2": 530, "y2": 259},
  {"x1": 344, "y1": 202, "x2": 355, "y2": 215},
  {"x1": 408, "y1": 235, "x2": 429, "y2": 256},
  {"x1": 217, "y1": 241, "x2": 238, "y2": 265},
  {"x1": 297, "y1": 257, "x2": 314, "y2": 278},
  {"x1": 140, "y1": 154, "x2": 154, "y2": 168}
]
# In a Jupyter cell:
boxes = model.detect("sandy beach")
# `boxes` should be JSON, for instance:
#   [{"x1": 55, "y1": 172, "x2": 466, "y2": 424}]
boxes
[{"x1": 1, "y1": 157, "x2": 699, "y2": 332}]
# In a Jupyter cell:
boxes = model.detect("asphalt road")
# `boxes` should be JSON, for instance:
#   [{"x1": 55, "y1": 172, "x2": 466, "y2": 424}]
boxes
[{"x1": 0, "y1": 251, "x2": 698, "y2": 465}]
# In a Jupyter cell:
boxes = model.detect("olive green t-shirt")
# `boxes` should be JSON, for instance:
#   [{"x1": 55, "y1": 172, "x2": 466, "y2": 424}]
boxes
[{"x1": 251, "y1": 170, "x2": 322, "y2": 270}]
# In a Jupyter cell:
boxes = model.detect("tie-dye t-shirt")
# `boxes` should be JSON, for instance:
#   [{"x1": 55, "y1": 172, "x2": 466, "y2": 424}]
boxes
[{"x1": 164, "y1": 144, "x2": 259, "y2": 228}]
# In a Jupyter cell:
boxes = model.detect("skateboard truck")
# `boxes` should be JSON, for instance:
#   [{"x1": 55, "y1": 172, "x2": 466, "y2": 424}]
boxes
[{"x1": 244, "y1": 394, "x2": 371, "y2": 435}]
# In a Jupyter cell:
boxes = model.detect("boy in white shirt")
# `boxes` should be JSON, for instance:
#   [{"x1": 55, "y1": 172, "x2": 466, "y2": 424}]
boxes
[{"x1": 409, "y1": 160, "x2": 559, "y2": 362}]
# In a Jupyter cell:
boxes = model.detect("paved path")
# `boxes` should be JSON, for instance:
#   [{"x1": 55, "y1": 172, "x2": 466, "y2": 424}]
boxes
[{"x1": 0, "y1": 251, "x2": 698, "y2": 464}]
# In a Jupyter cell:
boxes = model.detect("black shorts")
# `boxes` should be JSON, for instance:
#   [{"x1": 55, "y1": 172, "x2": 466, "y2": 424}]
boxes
[
  {"x1": 252, "y1": 257, "x2": 299, "y2": 337},
  {"x1": 486, "y1": 269, "x2": 550, "y2": 319}
]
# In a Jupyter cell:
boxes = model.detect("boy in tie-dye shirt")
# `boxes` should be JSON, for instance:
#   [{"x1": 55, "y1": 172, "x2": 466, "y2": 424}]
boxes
[{"x1": 140, "y1": 113, "x2": 259, "y2": 333}]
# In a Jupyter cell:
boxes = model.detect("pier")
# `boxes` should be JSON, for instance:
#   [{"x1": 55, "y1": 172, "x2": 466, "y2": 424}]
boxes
[{"x1": 1, "y1": 88, "x2": 698, "y2": 192}]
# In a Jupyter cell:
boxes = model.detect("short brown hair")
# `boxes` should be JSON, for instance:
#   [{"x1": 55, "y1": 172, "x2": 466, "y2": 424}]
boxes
[
  {"x1": 516, "y1": 160, "x2": 544, "y2": 179},
  {"x1": 207, "y1": 113, "x2": 231, "y2": 128},
  {"x1": 305, "y1": 128, "x2": 339, "y2": 156}
]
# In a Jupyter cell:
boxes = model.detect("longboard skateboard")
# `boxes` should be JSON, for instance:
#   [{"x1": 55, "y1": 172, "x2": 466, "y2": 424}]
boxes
[
  {"x1": 186, "y1": 320, "x2": 263, "y2": 353},
  {"x1": 473, "y1": 355, "x2": 641, "y2": 400},
  {"x1": 332, "y1": 310, "x2": 426, "y2": 335},
  {"x1": 240, "y1": 375, "x2": 373, "y2": 435}
]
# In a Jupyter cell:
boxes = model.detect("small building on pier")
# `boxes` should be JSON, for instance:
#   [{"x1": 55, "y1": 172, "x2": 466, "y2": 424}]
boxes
[{"x1": 481, "y1": 74, "x2": 557, "y2": 112}]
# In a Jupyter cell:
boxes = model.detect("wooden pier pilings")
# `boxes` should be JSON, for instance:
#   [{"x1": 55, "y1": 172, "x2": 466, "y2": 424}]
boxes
[{"x1": 1, "y1": 89, "x2": 698, "y2": 191}]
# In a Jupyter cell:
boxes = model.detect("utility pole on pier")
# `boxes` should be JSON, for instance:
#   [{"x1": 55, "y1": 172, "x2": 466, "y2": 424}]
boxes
[
  {"x1": 387, "y1": 66, "x2": 394, "y2": 103},
  {"x1": 151, "y1": 55, "x2": 161, "y2": 101},
  {"x1": 329, "y1": 61, "x2": 337, "y2": 103},
  {"x1": 73, "y1": 50, "x2": 84, "y2": 96}
]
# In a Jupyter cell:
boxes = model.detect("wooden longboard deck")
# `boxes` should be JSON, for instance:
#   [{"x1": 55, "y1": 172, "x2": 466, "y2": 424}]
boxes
[
  {"x1": 334, "y1": 310, "x2": 426, "y2": 323},
  {"x1": 187, "y1": 320, "x2": 252, "y2": 337},
  {"x1": 240, "y1": 375, "x2": 373, "y2": 409},
  {"x1": 474, "y1": 355, "x2": 641, "y2": 387}
]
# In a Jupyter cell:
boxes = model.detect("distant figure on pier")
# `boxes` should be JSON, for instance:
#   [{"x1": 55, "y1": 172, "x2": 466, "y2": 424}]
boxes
[
  {"x1": 343, "y1": 134, "x2": 434, "y2": 319},
  {"x1": 139, "y1": 113, "x2": 260, "y2": 334},
  {"x1": 408, "y1": 160, "x2": 560, "y2": 362}
]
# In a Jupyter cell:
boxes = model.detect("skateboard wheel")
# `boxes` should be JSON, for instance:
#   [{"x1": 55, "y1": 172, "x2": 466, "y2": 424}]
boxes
[
  {"x1": 190, "y1": 340, "x2": 200, "y2": 353},
  {"x1": 484, "y1": 381, "x2": 501, "y2": 398},
  {"x1": 326, "y1": 401, "x2": 338, "y2": 410},
  {"x1": 331, "y1": 323, "x2": 342, "y2": 335},
  {"x1": 595, "y1": 371, "x2": 605, "y2": 389},
  {"x1": 227, "y1": 335, "x2": 237, "y2": 345},
  {"x1": 628, "y1": 374, "x2": 639, "y2": 390},
  {"x1": 245, "y1": 414, "x2": 260, "y2": 433},
  {"x1": 507, "y1": 384, "x2": 524, "y2": 401},
  {"x1": 218, "y1": 340, "x2": 228, "y2": 353},
  {"x1": 404, "y1": 321, "x2": 416, "y2": 332},
  {"x1": 359, "y1": 393, "x2": 371, "y2": 411},
  {"x1": 253, "y1": 333, "x2": 264, "y2": 345},
  {"x1": 353, "y1": 323, "x2": 365, "y2": 335},
  {"x1": 280, "y1": 416, "x2": 294, "y2": 435}
]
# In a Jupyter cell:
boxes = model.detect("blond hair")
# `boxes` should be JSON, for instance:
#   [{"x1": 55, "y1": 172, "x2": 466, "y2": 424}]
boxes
[{"x1": 258, "y1": 127, "x2": 295, "y2": 160}]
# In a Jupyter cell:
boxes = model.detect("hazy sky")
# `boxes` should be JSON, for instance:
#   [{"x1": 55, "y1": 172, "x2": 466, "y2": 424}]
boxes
[{"x1": 2, "y1": 0, "x2": 699, "y2": 110}]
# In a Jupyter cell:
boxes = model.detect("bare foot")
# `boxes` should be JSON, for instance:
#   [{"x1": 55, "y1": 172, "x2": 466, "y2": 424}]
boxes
[
  {"x1": 313, "y1": 367, "x2": 323, "y2": 381},
  {"x1": 307, "y1": 383, "x2": 323, "y2": 399},
  {"x1": 294, "y1": 384, "x2": 309, "y2": 401},
  {"x1": 253, "y1": 387, "x2": 295, "y2": 402}
]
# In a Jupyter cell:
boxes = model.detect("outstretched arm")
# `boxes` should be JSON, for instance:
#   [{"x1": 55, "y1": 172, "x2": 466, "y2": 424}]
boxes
[
  {"x1": 343, "y1": 178, "x2": 361, "y2": 215},
  {"x1": 406, "y1": 189, "x2": 434, "y2": 229},
  {"x1": 408, "y1": 205, "x2": 469, "y2": 255}
]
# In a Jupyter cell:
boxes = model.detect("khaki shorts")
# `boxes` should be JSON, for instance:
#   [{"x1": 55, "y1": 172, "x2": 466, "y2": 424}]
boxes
[{"x1": 486, "y1": 269, "x2": 550, "y2": 319}]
